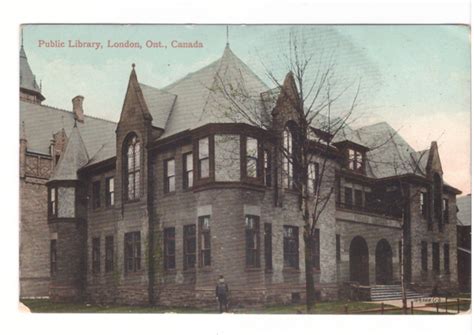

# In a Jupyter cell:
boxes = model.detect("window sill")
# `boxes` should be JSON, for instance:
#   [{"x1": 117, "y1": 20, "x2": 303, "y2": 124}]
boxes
[
  {"x1": 163, "y1": 191, "x2": 176, "y2": 197},
  {"x1": 245, "y1": 267, "x2": 261, "y2": 272},
  {"x1": 264, "y1": 268, "x2": 273, "y2": 274},
  {"x1": 124, "y1": 198, "x2": 141, "y2": 204},
  {"x1": 283, "y1": 267, "x2": 300, "y2": 273},
  {"x1": 183, "y1": 268, "x2": 197, "y2": 274},
  {"x1": 199, "y1": 266, "x2": 213, "y2": 272}
]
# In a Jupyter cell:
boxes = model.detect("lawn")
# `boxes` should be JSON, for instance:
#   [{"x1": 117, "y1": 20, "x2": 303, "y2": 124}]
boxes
[{"x1": 22, "y1": 299, "x2": 402, "y2": 314}]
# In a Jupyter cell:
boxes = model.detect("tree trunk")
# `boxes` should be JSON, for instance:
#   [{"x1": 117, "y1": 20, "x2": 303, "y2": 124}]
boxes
[{"x1": 304, "y1": 232, "x2": 316, "y2": 312}]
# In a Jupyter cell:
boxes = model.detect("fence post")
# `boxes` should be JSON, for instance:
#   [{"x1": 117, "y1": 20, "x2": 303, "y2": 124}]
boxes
[
  {"x1": 457, "y1": 298, "x2": 460, "y2": 314},
  {"x1": 344, "y1": 304, "x2": 348, "y2": 314},
  {"x1": 436, "y1": 302, "x2": 439, "y2": 314},
  {"x1": 381, "y1": 302, "x2": 384, "y2": 314},
  {"x1": 410, "y1": 301, "x2": 414, "y2": 314},
  {"x1": 445, "y1": 296, "x2": 448, "y2": 314}
]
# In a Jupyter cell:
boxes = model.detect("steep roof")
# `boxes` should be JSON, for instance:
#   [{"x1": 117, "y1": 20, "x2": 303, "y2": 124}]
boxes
[
  {"x1": 457, "y1": 194, "x2": 471, "y2": 226},
  {"x1": 49, "y1": 124, "x2": 89, "y2": 181},
  {"x1": 139, "y1": 83, "x2": 176, "y2": 129},
  {"x1": 160, "y1": 45, "x2": 270, "y2": 138},
  {"x1": 20, "y1": 100, "x2": 117, "y2": 158},
  {"x1": 20, "y1": 46, "x2": 45, "y2": 101}
]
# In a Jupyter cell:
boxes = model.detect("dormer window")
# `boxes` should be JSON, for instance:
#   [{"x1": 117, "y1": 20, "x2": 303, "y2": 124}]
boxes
[
  {"x1": 348, "y1": 149, "x2": 364, "y2": 172},
  {"x1": 125, "y1": 135, "x2": 140, "y2": 201}
]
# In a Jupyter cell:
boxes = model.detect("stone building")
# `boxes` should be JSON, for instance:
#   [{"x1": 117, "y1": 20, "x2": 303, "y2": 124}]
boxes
[{"x1": 20, "y1": 44, "x2": 461, "y2": 306}]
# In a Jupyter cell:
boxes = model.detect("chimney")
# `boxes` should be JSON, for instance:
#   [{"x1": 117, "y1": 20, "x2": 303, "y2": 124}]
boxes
[{"x1": 72, "y1": 95, "x2": 85, "y2": 123}]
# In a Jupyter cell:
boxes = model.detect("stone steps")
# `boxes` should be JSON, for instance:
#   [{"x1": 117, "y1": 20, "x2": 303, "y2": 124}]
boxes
[{"x1": 370, "y1": 285, "x2": 428, "y2": 301}]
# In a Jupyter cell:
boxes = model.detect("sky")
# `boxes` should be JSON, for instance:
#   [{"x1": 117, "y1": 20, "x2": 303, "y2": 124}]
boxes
[{"x1": 21, "y1": 24, "x2": 471, "y2": 194}]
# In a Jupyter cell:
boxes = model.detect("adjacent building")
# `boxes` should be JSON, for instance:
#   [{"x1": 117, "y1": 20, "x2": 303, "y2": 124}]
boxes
[{"x1": 20, "y1": 44, "x2": 461, "y2": 306}]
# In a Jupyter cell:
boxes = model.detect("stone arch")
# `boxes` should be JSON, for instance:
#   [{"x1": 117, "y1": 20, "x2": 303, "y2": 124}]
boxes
[
  {"x1": 375, "y1": 239, "x2": 393, "y2": 285},
  {"x1": 349, "y1": 236, "x2": 369, "y2": 285}
]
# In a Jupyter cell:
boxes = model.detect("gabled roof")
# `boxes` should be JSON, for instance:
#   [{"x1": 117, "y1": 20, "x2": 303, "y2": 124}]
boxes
[
  {"x1": 49, "y1": 124, "x2": 89, "y2": 181},
  {"x1": 159, "y1": 45, "x2": 270, "y2": 138},
  {"x1": 457, "y1": 194, "x2": 471, "y2": 226},
  {"x1": 20, "y1": 100, "x2": 117, "y2": 159},
  {"x1": 20, "y1": 46, "x2": 45, "y2": 101},
  {"x1": 139, "y1": 83, "x2": 177, "y2": 129}
]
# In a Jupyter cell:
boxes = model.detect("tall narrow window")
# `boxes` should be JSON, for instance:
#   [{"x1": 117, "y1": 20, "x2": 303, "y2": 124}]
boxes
[
  {"x1": 344, "y1": 187, "x2": 353, "y2": 208},
  {"x1": 49, "y1": 187, "x2": 57, "y2": 217},
  {"x1": 125, "y1": 135, "x2": 140, "y2": 200},
  {"x1": 164, "y1": 228, "x2": 176, "y2": 270},
  {"x1": 106, "y1": 177, "x2": 114, "y2": 207},
  {"x1": 183, "y1": 225, "x2": 196, "y2": 269},
  {"x1": 198, "y1": 137, "x2": 210, "y2": 179},
  {"x1": 105, "y1": 236, "x2": 114, "y2": 273},
  {"x1": 420, "y1": 192, "x2": 428, "y2": 219},
  {"x1": 336, "y1": 234, "x2": 341, "y2": 262},
  {"x1": 183, "y1": 152, "x2": 193, "y2": 189},
  {"x1": 312, "y1": 229, "x2": 320, "y2": 270},
  {"x1": 199, "y1": 216, "x2": 211, "y2": 267},
  {"x1": 421, "y1": 241, "x2": 428, "y2": 272},
  {"x1": 92, "y1": 237, "x2": 100, "y2": 274},
  {"x1": 124, "y1": 232, "x2": 141, "y2": 273},
  {"x1": 283, "y1": 127, "x2": 293, "y2": 189},
  {"x1": 443, "y1": 243, "x2": 450, "y2": 274},
  {"x1": 432, "y1": 242, "x2": 440, "y2": 274},
  {"x1": 50, "y1": 240, "x2": 57, "y2": 276},
  {"x1": 283, "y1": 225, "x2": 299, "y2": 269},
  {"x1": 308, "y1": 162, "x2": 319, "y2": 195},
  {"x1": 354, "y1": 189, "x2": 363, "y2": 208},
  {"x1": 164, "y1": 158, "x2": 176, "y2": 193},
  {"x1": 443, "y1": 199, "x2": 449, "y2": 223},
  {"x1": 246, "y1": 137, "x2": 258, "y2": 178},
  {"x1": 264, "y1": 150, "x2": 272, "y2": 187},
  {"x1": 264, "y1": 223, "x2": 272, "y2": 270},
  {"x1": 348, "y1": 149, "x2": 363, "y2": 172},
  {"x1": 245, "y1": 216, "x2": 260, "y2": 267},
  {"x1": 92, "y1": 181, "x2": 101, "y2": 209}
]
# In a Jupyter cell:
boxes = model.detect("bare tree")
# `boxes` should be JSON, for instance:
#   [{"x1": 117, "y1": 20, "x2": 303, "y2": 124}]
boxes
[{"x1": 210, "y1": 28, "x2": 361, "y2": 312}]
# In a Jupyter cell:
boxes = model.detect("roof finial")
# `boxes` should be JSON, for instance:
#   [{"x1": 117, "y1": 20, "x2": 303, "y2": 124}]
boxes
[
  {"x1": 132, "y1": 63, "x2": 135, "y2": 69},
  {"x1": 21, "y1": 28, "x2": 24, "y2": 47},
  {"x1": 226, "y1": 25, "x2": 229, "y2": 47}
]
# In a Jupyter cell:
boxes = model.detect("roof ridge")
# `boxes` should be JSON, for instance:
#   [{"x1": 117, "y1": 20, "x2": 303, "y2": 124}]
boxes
[
  {"x1": 25, "y1": 101, "x2": 117, "y2": 124},
  {"x1": 139, "y1": 82, "x2": 176, "y2": 97},
  {"x1": 162, "y1": 58, "x2": 221, "y2": 91}
]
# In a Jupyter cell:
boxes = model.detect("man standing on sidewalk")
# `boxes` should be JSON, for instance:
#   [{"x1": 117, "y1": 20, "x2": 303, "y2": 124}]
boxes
[{"x1": 215, "y1": 275, "x2": 229, "y2": 313}]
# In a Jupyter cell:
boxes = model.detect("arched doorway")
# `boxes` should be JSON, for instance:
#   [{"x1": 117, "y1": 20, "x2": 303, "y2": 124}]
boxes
[
  {"x1": 349, "y1": 236, "x2": 369, "y2": 285},
  {"x1": 375, "y1": 239, "x2": 393, "y2": 284}
]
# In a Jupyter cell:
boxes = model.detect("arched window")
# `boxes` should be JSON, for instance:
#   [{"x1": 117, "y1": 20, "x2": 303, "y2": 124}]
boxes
[
  {"x1": 433, "y1": 173, "x2": 442, "y2": 225},
  {"x1": 125, "y1": 135, "x2": 140, "y2": 200},
  {"x1": 283, "y1": 127, "x2": 293, "y2": 188}
]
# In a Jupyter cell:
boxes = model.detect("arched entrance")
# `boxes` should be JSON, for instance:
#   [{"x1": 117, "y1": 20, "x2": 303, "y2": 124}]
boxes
[
  {"x1": 349, "y1": 236, "x2": 369, "y2": 285},
  {"x1": 375, "y1": 239, "x2": 393, "y2": 284}
]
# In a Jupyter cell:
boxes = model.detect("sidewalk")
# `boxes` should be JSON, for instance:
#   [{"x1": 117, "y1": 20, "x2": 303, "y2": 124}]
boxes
[{"x1": 377, "y1": 298, "x2": 467, "y2": 314}]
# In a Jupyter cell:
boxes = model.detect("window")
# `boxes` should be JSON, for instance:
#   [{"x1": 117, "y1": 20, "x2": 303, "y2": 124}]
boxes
[
  {"x1": 312, "y1": 229, "x2": 320, "y2": 270},
  {"x1": 264, "y1": 223, "x2": 272, "y2": 270},
  {"x1": 348, "y1": 149, "x2": 363, "y2": 172},
  {"x1": 344, "y1": 187, "x2": 353, "y2": 208},
  {"x1": 336, "y1": 234, "x2": 341, "y2": 262},
  {"x1": 432, "y1": 242, "x2": 440, "y2": 274},
  {"x1": 183, "y1": 153, "x2": 193, "y2": 189},
  {"x1": 283, "y1": 226, "x2": 299, "y2": 269},
  {"x1": 421, "y1": 241, "x2": 428, "y2": 272},
  {"x1": 164, "y1": 158, "x2": 176, "y2": 193},
  {"x1": 125, "y1": 135, "x2": 140, "y2": 200},
  {"x1": 106, "y1": 177, "x2": 114, "y2": 207},
  {"x1": 50, "y1": 240, "x2": 57, "y2": 276},
  {"x1": 308, "y1": 162, "x2": 319, "y2": 195},
  {"x1": 49, "y1": 187, "x2": 57, "y2": 217},
  {"x1": 92, "y1": 181, "x2": 101, "y2": 209},
  {"x1": 124, "y1": 232, "x2": 141, "y2": 273},
  {"x1": 245, "y1": 216, "x2": 260, "y2": 267},
  {"x1": 443, "y1": 199, "x2": 449, "y2": 223},
  {"x1": 198, "y1": 137, "x2": 210, "y2": 179},
  {"x1": 199, "y1": 216, "x2": 211, "y2": 267},
  {"x1": 92, "y1": 237, "x2": 100, "y2": 274},
  {"x1": 283, "y1": 127, "x2": 293, "y2": 189},
  {"x1": 264, "y1": 150, "x2": 272, "y2": 187},
  {"x1": 354, "y1": 189, "x2": 363, "y2": 208},
  {"x1": 183, "y1": 225, "x2": 196, "y2": 269},
  {"x1": 420, "y1": 192, "x2": 428, "y2": 219},
  {"x1": 444, "y1": 244, "x2": 450, "y2": 274},
  {"x1": 105, "y1": 236, "x2": 114, "y2": 273},
  {"x1": 164, "y1": 228, "x2": 176, "y2": 270},
  {"x1": 246, "y1": 137, "x2": 258, "y2": 178}
]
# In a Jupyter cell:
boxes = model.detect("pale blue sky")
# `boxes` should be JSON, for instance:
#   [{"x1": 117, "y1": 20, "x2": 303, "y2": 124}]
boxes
[{"x1": 21, "y1": 25, "x2": 470, "y2": 193}]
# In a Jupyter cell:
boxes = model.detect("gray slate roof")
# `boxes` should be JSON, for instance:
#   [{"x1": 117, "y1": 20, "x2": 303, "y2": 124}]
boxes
[
  {"x1": 457, "y1": 194, "x2": 471, "y2": 226},
  {"x1": 50, "y1": 125, "x2": 89, "y2": 181},
  {"x1": 20, "y1": 100, "x2": 117, "y2": 159},
  {"x1": 20, "y1": 46, "x2": 43, "y2": 99},
  {"x1": 140, "y1": 83, "x2": 177, "y2": 129}
]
